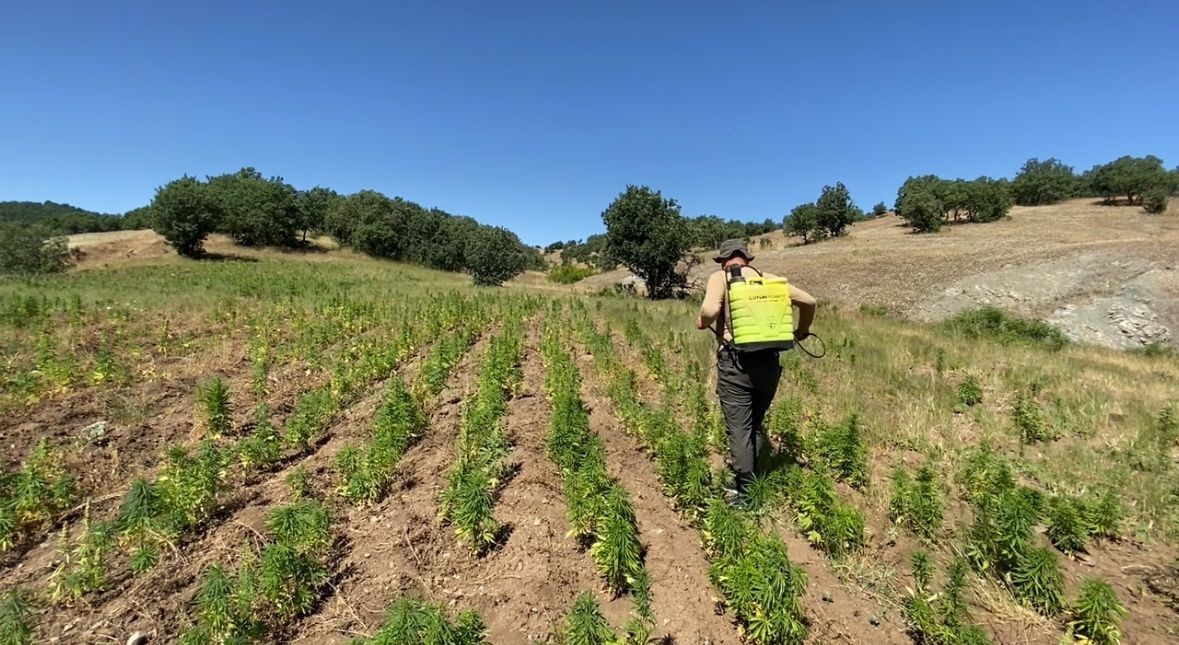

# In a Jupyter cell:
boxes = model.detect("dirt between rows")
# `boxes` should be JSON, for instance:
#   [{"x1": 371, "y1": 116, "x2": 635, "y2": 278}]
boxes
[
  {"x1": 0, "y1": 332, "x2": 441, "y2": 642},
  {"x1": 0, "y1": 330, "x2": 332, "y2": 572}
]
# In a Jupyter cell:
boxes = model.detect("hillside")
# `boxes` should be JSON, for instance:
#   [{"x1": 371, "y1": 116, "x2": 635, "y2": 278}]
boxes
[
  {"x1": 575, "y1": 198, "x2": 1179, "y2": 349},
  {"x1": 1, "y1": 252, "x2": 1177, "y2": 643}
]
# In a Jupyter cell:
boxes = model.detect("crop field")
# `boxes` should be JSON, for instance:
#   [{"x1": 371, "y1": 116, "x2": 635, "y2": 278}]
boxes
[{"x1": 1, "y1": 253, "x2": 1178, "y2": 644}]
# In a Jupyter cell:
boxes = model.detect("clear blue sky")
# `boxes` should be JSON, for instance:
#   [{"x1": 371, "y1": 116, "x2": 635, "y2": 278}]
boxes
[{"x1": 2, "y1": 1, "x2": 1177, "y2": 245}]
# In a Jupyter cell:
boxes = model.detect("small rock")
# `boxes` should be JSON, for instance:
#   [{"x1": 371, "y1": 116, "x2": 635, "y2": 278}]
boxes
[
  {"x1": 869, "y1": 615, "x2": 881, "y2": 627},
  {"x1": 127, "y1": 632, "x2": 148, "y2": 645},
  {"x1": 821, "y1": 592, "x2": 833, "y2": 603}
]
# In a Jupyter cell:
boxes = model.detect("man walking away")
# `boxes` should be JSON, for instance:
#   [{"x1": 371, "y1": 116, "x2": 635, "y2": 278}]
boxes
[{"x1": 695, "y1": 239, "x2": 816, "y2": 506}]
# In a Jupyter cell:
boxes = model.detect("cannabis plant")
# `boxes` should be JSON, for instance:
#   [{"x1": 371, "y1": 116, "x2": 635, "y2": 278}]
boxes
[
  {"x1": 1010, "y1": 546, "x2": 1064, "y2": 616},
  {"x1": 957, "y1": 375, "x2": 983, "y2": 407},
  {"x1": 562, "y1": 593, "x2": 616, "y2": 645},
  {"x1": 0, "y1": 589, "x2": 34, "y2": 645},
  {"x1": 198, "y1": 377, "x2": 233, "y2": 437},
  {"x1": 1065, "y1": 578, "x2": 1127, "y2": 645}
]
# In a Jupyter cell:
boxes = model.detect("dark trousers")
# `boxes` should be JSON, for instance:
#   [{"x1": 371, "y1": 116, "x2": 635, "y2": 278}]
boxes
[{"x1": 716, "y1": 348, "x2": 782, "y2": 494}]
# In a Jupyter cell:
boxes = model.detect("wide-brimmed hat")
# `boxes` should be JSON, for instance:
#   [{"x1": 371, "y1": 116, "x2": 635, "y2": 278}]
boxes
[{"x1": 714, "y1": 238, "x2": 754, "y2": 263}]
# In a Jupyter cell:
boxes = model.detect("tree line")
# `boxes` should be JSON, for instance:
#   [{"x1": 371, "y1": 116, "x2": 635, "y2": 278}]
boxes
[
  {"x1": 1011, "y1": 155, "x2": 1177, "y2": 212},
  {"x1": 149, "y1": 168, "x2": 542, "y2": 285}
]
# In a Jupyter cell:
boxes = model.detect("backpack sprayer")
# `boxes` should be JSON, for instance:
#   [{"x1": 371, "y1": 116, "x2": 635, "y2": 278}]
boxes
[{"x1": 714, "y1": 265, "x2": 826, "y2": 358}]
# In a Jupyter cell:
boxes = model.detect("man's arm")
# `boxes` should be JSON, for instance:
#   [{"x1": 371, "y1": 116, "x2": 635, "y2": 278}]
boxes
[
  {"x1": 791, "y1": 284, "x2": 816, "y2": 338},
  {"x1": 696, "y1": 271, "x2": 725, "y2": 330}
]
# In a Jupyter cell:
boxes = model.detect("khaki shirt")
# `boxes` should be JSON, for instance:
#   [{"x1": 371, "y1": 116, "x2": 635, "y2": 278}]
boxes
[{"x1": 698, "y1": 266, "x2": 816, "y2": 343}]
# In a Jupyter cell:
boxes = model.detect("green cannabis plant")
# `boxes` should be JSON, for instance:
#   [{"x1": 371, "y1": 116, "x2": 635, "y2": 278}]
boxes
[
  {"x1": 1065, "y1": 578, "x2": 1127, "y2": 645},
  {"x1": 561, "y1": 593, "x2": 616, "y2": 645},
  {"x1": 0, "y1": 589, "x2": 34, "y2": 645},
  {"x1": 198, "y1": 377, "x2": 233, "y2": 437}
]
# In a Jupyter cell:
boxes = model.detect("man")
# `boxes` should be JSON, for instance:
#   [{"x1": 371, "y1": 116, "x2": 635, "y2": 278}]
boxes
[{"x1": 695, "y1": 239, "x2": 816, "y2": 506}]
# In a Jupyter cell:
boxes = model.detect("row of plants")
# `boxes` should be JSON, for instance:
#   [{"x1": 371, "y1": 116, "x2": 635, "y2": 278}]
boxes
[
  {"x1": 2, "y1": 297, "x2": 480, "y2": 641},
  {"x1": 438, "y1": 321, "x2": 525, "y2": 554},
  {"x1": 956, "y1": 446, "x2": 1127, "y2": 641},
  {"x1": 570, "y1": 303, "x2": 810, "y2": 644},
  {"x1": 179, "y1": 501, "x2": 336, "y2": 643},
  {"x1": 539, "y1": 318, "x2": 654, "y2": 643}
]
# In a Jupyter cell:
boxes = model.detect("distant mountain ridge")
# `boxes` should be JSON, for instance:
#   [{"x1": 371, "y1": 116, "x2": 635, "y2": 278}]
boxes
[{"x1": 0, "y1": 200, "x2": 129, "y2": 235}]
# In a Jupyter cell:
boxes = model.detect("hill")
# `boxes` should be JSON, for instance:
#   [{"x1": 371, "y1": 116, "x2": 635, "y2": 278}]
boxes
[
  {"x1": 0, "y1": 200, "x2": 125, "y2": 234},
  {"x1": 574, "y1": 198, "x2": 1179, "y2": 350}
]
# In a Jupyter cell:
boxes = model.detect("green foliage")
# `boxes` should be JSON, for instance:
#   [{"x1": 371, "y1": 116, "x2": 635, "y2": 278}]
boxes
[
  {"x1": 1065, "y1": 578, "x2": 1127, "y2": 645},
  {"x1": 0, "y1": 224, "x2": 70, "y2": 275},
  {"x1": 1142, "y1": 188, "x2": 1169, "y2": 214},
  {"x1": 889, "y1": 465, "x2": 942, "y2": 539},
  {"x1": 1010, "y1": 546, "x2": 1064, "y2": 616},
  {"x1": 440, "y1": 328, "x2": 525, "y2": 554},
  {"x1": 1012, "y1": 158, "x2": 1078, "y2": 206},
  {"x1": 785, "y1": 202, "x2": 822, "y2": 243},
  {"x1": 1085, "y1": 155, "x2": 1174, "y2": 205},
  {"x1": 872, "y1": 201, "x2": 888, "y2": 217},
  {"x1": 286, "y1": 466, "x2": 313, "y2": 501},
  {"x1": 808, "y1": 414, "x2": 868, "y2": 487},
  {"x1": 589, "y1": 485, "x2": 644, "y2": 595},
  {"x1": 957, "y1": 375, "x2": 983, "y2": 407},
  {"x1": 548, "y1": 263, "x2": 596, "y2": 284},
  {"x1": 784, "y1": 467, "x2": 865, "y2": 556},
  {"x1": 0, "y1": 589, "x2": 34, "y2": 645},
  {"x1": 151, "y1": 176, "x2": 220, "y2": 257},
  {"x1": 49, "y1": 512, "x2": 113, "y2": 601},
  {"x1": 561, "y1": 593, "x2": 616, "y2": 645},
  {"x1": 683, "y1": 215, "x2": 778, "y2": 250},
  {"x1": 601, "y1": 185, "x2": 690, "y2": 299},
  {"x1": 182, "y1": 501, "x2": 335, "y2": 641},
  {"x1": 116, "y1": 478, "x2": 166, "y2": 574},
  {"x1": 1044, "y1": 496, "x2": 1088, "y2": 555},
  {"x1": 198, "y1": 377, "x2": 233, "y2": 437},
  {"x1": 0, "y1": 200, "x2": 125, "y2": 234},
  {"x1": 0, "y1": 439, "x2": 77, "y2": 551},
  {"x1": 894, "y1": 175, "x2": 1012, "y2": 231},
  {"x1": 352, "y1": 596, "x2": 487, "y2": 644},
  {"x1": 703, "y1": 500, "x2": 808, "y2": 644},
  {"x1": 322, "y1": 189, "x2": 539, "y2": 279},
  {"x1": 784, "y1": 181, "x2": 861, "y2": 242},
  {"x1": 1012, "y1": 390, "x2": 1052, "y2": 444},
  {"x1": 903, "y1": 554, "x2": 990, "y2": 645},
  {"x1": 283, "y1": 388, "x2": 337, "y2": 448},
  {"x1": 336, "y1": 377, "x2": 426, "y2": 505},
  {"x1": 205, "y1": 167, "x2": 303, "y2": 247},
  {"x1": 465, "y1": 226, "x2": 531, "y2": 286},
  {"x1": 156, "y1": 441, "x2": 228, "y2": 532},
  {"x1": 238, "y1": 404, "x2": 282, "y2": 469},
  {"x1": 814, "y1": 181, "x2": 861, "y2": 238},
  {"x1": 942, "y1": 307, "x2": 1067, "y2": 350}
]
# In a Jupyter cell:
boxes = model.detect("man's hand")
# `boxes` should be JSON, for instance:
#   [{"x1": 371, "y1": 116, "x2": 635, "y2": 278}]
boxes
[{"x1": 695, "y1": 315, "x2": 707, "y2": 330}]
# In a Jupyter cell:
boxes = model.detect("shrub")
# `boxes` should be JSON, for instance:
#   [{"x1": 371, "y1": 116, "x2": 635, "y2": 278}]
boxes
[
  {"x1": 872, "y1": 201, "x2": 888, "y2": 217},
  {"x1": 1143, "y1": 188, "x2": 1169, "y2": 214},
  {"x1": 548, "y1": 264, "x2": 595, "y2": 284},
  {"x1": 0, "y1": 224, "x2": 71, "y2": 275},
  {"x1": 942, "y1": 307, "x2": 1067, "y2": 349}
]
